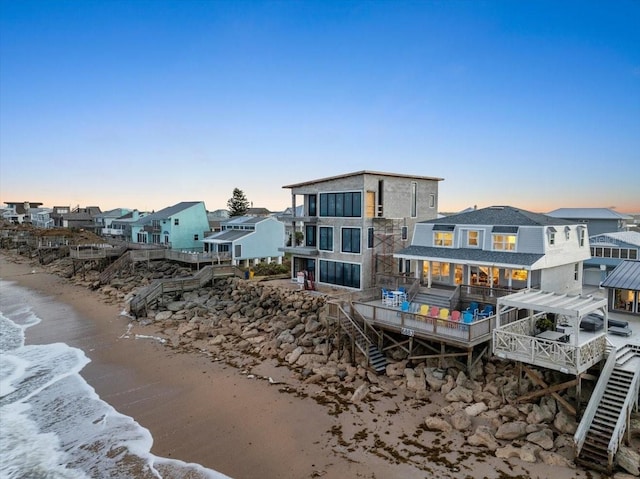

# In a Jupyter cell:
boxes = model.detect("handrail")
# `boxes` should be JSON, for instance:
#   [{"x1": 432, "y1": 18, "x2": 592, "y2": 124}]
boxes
[
  {"x1": 574, "y1": 346, "x2": 618, "y2": 455},
  {"x1": 607, "y1": 346, "x2": 640, "y2": 468},
  {"x1": 129, "y1": 265, "x2": 239, "y2": 316},
  {"x1": 335, "y1": 303, "x2": 372, "y2": 356}
]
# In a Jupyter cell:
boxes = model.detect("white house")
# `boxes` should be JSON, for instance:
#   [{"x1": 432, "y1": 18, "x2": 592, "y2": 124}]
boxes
[{"x1": 395, "y1": 205, "x2": 591, "y2": 295}]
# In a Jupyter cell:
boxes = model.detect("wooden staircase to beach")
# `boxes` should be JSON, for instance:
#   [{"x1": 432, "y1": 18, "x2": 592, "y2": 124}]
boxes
[
  {"x1": 575, "y1": 344, "x2": 640, "y2": 473},
  {"x1": 99, "y1": 251, "x2": 132, "y2": 284},
  {"x1": 329, "y1": 302, "x2": 387, "y2": 374}
]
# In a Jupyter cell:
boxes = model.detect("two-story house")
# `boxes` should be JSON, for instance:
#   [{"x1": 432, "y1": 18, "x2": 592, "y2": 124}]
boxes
[
  {"x1": 395, "y1": 205, "x2": 591, "y2": 295},
  {"x1": 94, "y1": 208, "x2": 131, "y2": 236},
  {"x1": 129, "y1": 201, "x2": 209, "y2": 251},
  {"x1": 108, "y1": 210, "x2": 147, "y2": 239},
  {"x1": 281, "y1": 171, "x2": 442, "y2": 290},
  {"x1": 202, "y1": 215, "x2": 285, "y2": 266},
  {"x1": 61, "y1": 206, "x2": 102, "y2": 230}
]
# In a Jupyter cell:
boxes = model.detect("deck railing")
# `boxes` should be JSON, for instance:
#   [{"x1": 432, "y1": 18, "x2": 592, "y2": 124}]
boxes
[
  {"x1": 493, "y1": 317, "x2": 607, "y2": 375},
  {"x1": 352, "y1": 301, "x2": 494, "y2": 345}
]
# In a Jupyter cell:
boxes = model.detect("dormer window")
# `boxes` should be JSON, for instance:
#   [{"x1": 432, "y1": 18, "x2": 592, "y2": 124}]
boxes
[
  {"x1": 547, "y1": 226, "x2": 556, "y2": 245},
  {"x1": 564, "y1": 226, "x2": 571, "y2": 240},
  {"x1": 492, "y1": 226, "x2": 517, "y2": 251},
  {"x1": 433, "y1": 224, "x2": 454, "y2": 247},
  {"x1": 578, "y1": 226, "x2": 586, "y2": 247}
]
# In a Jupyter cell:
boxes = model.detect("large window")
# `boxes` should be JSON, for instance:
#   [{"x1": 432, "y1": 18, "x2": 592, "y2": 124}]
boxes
[
  {"x1": 591, "y1": 247, "x2": 637, "y2": 260},
  {"x1": 305, "y1": 225, "x2": 317, "y2": 247},
  {"x1": 308, "y1": 194, "x2": 317, "y2": 216},
  {"x1": 319, "y1": 192, "x2": 362, "y2": 217},
  {"x1": 434, "y1": 232, "x2": 453, "y2": 247},
  {"x1": 319, "y1": 260, "x2": 361, "y2": 289},
  {"x1": 319, "y1": 227, "x2": 333, "y2": 251},
  {"x1": 493, "y1": 234, "x2": 516, "y2": 251},
  {"x1": 367, "y1": 227, "x2": 374, "y2": 248},
  {"x1": 341, "y1": 228, "x2": 361, "y2": 253}
]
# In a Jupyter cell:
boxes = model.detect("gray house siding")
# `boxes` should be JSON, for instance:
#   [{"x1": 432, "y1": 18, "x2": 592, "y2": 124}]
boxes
[{"x1": 516, "y1": 226, "x2": 545, "y2": 253}]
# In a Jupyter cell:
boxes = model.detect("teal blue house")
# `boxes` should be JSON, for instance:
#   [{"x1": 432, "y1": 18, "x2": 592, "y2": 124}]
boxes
[{"x1": 130, "y1": 201, "x2": 210, "y2": 251}]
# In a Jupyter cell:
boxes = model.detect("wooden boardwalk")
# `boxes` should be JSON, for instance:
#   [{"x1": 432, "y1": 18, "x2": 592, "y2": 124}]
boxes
[{"x1": 129, "y1": 264, "x2": 240, "y2": 317}]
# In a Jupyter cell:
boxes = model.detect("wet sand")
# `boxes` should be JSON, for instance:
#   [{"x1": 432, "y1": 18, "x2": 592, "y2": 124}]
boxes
[{"x1": 0, "y1": 252, "x2": 600, "y2": 479}]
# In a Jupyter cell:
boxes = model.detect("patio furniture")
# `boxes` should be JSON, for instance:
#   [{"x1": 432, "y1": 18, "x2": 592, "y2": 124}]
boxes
[
  {"x1": 401, "y1": 301, "x2": 411, "y2": 312},
  {"x1": 451, "y1": 310, "x2": 461, "y2": 322},
  {"x1": 430, "y1": 306, "x2": 440, "y2": 317},
  {"x1": 608, "y1": 319, "x2": 632, "y2": 337},
  {"x1": 479, "y1": 304, "x2": 494, "y2": 318},
  {"x1": 381, "y1": 288, "x2": 395, "y2": 307},
  {"x1": 439, "y1": 308, "x2": 450, "y2": 320},
  {"x1": 579, "y1": 313, "x2": 604, "y2": 332}
]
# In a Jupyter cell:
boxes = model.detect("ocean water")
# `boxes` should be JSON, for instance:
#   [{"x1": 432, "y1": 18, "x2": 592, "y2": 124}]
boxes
[{"x1": 0, "y1": 279, "x2": 230, "y2": 479}]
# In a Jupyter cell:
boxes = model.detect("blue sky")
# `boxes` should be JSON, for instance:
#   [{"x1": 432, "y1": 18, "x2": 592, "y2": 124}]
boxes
[{"x1": 1, "y1": 0, "x2": 638, "y2": 213}]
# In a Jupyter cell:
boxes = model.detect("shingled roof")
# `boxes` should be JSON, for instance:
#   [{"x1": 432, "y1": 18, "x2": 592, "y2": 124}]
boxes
[{"x1": 425, "y1": 206, "x2": 570, "y2": 227}]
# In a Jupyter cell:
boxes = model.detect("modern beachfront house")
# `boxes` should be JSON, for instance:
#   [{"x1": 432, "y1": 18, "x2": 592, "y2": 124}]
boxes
[
  {"x1": 281, "y1": 170, "x2": 443, "y2": 291},
  {"x1": 129, "y1": 201, "x2": 209, "y2": 252},
  {"x1": 202, "y1": 215, "x2": 285, "y2": 267}
]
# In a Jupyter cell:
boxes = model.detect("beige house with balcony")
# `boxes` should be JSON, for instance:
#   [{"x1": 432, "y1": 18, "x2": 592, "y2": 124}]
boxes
[{"x1": 281, "y1": 171, "x2": 442, "y2": 291}]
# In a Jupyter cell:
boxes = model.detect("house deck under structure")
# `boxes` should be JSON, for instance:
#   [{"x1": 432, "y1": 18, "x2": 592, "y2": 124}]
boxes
[{"x1": 328, "y1": 280, "x2": 505, "y2": 373}]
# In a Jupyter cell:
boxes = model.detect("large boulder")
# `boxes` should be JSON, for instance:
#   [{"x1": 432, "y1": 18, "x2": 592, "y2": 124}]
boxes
[
  {"x1": 445, "y1": 386, "x2": 474, "y2": 403},
  {"x1": 526, "y1": 429, "x2": 554, "y2": 450},
  {"x1": 617, "y1": 445, "x2": 640, "y2": 476},
  {"x1": 424, "y1": 416, "x2": 452, "y2": 433},
  {"x1": 495, "y1": 421, "x2": 528, "y2": 440},
  {"x1": 467, "y1": 426, "x2": 499, "y2": 450}
]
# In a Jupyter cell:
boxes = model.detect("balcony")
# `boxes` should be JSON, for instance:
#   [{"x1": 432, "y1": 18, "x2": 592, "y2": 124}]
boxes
[{"x1": 280, "y1": 245, "x2": 319, "y2": 256}]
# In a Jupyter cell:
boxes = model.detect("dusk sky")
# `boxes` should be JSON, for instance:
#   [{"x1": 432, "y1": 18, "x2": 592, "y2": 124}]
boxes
[{"x1": 1, "y1": 1, "x2": 638, "y2": 214}]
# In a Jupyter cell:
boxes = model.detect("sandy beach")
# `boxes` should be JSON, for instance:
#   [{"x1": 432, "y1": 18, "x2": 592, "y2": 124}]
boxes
[{"x1": 0, "y1": 252, "x2": 605, "y2": 479}]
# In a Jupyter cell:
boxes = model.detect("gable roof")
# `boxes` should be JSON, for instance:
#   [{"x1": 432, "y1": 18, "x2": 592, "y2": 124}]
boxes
[
  {"x1": 132, "y1": 202, "x2": 203, "y2": 226},
  {"x1": 547, "y1": 208, "x2": 632, "y2": 220},
  {"x1": 282, "y1": 170, "x2": 444, "y2": 189},
  {"x1": 426, "y1": 205, "x2": 569, "y2": 227},
  {"x1": 601, "y1": 260, "x2": 640, "y2": 291}
]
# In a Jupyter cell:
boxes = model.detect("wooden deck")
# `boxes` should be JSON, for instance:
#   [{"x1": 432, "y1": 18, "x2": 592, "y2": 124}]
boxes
[{"x1": 352, "y1": 299, "x2": 495, "y2": 349}]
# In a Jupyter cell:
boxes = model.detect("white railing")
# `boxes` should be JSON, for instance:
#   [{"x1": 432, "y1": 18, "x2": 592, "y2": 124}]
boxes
[
  {"x1": 574, "y1": 347, "x2": 618, "y2": 457},
  {"x1": 607, "y1": 346, "x2": 640, "y2": 469},
  {"x1": 493, "y1": 317, "x2": 607, "y2": 375}
]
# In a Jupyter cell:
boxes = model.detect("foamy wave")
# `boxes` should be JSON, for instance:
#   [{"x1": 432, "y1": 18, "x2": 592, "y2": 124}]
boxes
[{"x1": 0, "y1": 278, "x2": 231, "y2": 479}]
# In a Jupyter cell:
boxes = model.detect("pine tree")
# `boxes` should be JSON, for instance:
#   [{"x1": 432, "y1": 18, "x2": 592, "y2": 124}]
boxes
[{"x1": 227, "y1": 188, "x2": 250, "y2": 217}]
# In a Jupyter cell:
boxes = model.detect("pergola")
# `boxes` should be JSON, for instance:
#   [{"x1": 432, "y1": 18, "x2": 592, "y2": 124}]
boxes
[
  {"x1": 496, "y1": 289, "x2": 609, "y2": 341},
  {"x1": 494, "y1": 289, "x2": 609, "y2": 414}
]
